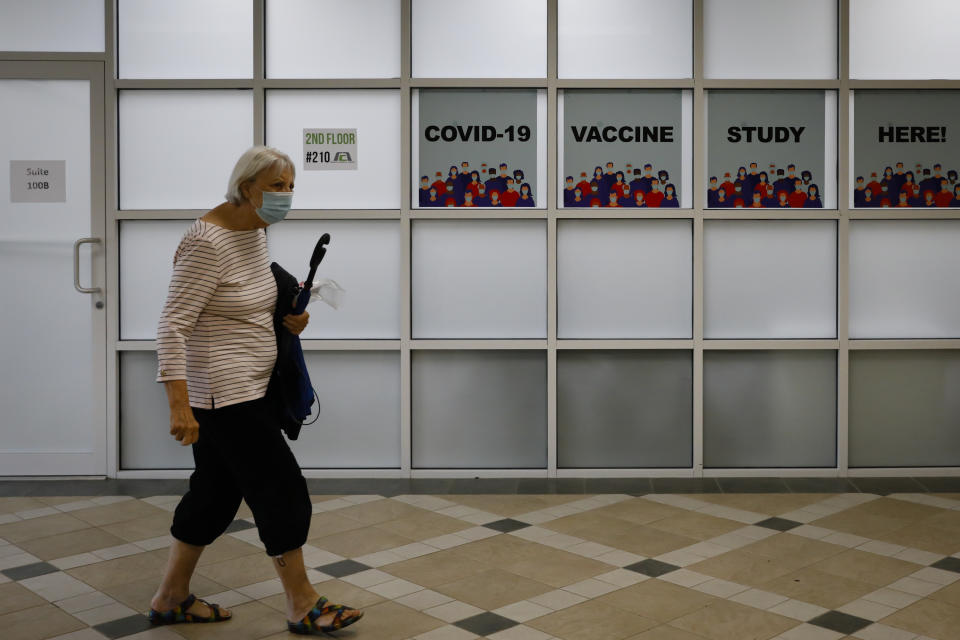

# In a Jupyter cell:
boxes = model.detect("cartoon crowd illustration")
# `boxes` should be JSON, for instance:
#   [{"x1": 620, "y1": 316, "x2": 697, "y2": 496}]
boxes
[
  {"x1": 708, "y1": 162, "x2": 823, "y2": 208},
  {"x1": 563, "y1": 162, "x2": 679, "y2": 207},
  {"x1": 418, "y1": 162, "x2": 535, "y2": 207},
  {"x1": 854, "y1": 162, "x2": 960, "y2": 207}
]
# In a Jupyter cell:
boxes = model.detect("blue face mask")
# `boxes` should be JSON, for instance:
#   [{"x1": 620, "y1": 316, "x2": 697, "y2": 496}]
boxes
[{"x1": 255, "y1": 191, "x2": 293, "y2": 224}]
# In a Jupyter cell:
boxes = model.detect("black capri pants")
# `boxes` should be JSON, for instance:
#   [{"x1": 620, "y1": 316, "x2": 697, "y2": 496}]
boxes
[{"x1": 170, "y1": 396, "x2": 311, "y2": 557}]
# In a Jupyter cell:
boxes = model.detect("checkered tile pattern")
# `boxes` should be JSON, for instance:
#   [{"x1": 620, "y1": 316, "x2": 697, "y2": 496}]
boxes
[{"x1": 1, "y1": 490, "x2": 960, "y2": 639}]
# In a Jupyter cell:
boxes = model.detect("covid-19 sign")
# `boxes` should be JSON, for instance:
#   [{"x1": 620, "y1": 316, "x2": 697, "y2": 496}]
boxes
[{"x1": 415, "y1": 89, "x2": 541, "y2": 209}]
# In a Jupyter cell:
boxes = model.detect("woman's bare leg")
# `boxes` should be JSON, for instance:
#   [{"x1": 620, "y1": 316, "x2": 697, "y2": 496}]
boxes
[{"x1": 150, "y1": 540, "x2": 229, "y2": 618}]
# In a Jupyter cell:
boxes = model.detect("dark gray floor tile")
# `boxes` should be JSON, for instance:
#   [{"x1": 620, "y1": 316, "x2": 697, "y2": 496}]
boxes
[
  {"x1": 755, "y1": 517, "x2": 803, "y2": 532},
  {"x1": 914, "y1": 477, "x2": 960, "y2": 493},
  {"x1": 316, "y1": 559, "x2": 372, "y2": 578},
  {"x1": 583, "y1": 478, "x2": 652, "y2": 495},
  {"x1": 651, "y1": 478, "x2": 722, "y2": 493},
  {"x1": 407, "y1": 479, "x2": 455, "y2": 494},
  {"x1": 449, "y1": 478, "x2": 520, "y2": 494},
  {"x1": 931, "y1": 557, "x2": 960, "y2": 573},
  {"x1": 716, "y1": 477, "x2": 790, "y2": 493},
  {"x1": 94, "y1": 614, "x2": 155, "y2": 638},
  {"x1": 483, "y1": 519, "x2": 528, "y2": 533},
  {"x1": 224, "y1": 519, "x2": 255, "y2": 533},
  {"x1": 808, "y1": 611, "x2": 872, "y2": 635},
  {"x1": 784, "y1": 477, "x2": 859, "y2": 493},
  {"x1": 1, "y1": 562, "x2": 59, "y2": 581},
  {"x1": 850, "y1": 477, "x2": 926, "y2": 496},
  {"x1": 624, "y1": 559, "x2": 680, "y2": 577},
  {"x1": 454, "y1": 612, "x2": 518, "y2": 635}
]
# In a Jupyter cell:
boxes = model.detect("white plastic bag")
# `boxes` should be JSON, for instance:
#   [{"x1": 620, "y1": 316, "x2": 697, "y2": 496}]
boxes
[{"x1": 308, "y1": 278, "x2": 345, "y2": 310}]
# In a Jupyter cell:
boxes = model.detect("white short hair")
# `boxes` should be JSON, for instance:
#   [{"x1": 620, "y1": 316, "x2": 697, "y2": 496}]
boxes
[{"x1": 224, "y1": 146, "x2": 295, "y2": 205}]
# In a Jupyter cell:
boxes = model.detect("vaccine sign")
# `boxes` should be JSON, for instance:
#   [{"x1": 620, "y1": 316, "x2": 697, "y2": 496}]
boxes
[{"x1": 303, "y1": 128, "x2": 358, "y2": 171}]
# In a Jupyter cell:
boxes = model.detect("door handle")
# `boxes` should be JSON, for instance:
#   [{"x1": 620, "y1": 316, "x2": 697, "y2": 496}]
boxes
[{"x1": 73, "y1": 237, "x2": 102, "y2": 294}]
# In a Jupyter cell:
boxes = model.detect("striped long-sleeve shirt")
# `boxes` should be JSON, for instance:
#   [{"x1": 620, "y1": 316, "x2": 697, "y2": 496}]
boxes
[{"x1": 156, "y1": 219, "x2": 277, "y2": 409}]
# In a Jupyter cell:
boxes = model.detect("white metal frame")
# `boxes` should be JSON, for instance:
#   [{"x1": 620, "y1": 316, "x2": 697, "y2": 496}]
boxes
[{"x1": 4, "y1": 0, "x2": 960, "y2": 479}]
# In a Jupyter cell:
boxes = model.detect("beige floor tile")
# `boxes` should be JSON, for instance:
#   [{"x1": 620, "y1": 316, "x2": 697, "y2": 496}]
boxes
[
  {"x1": 335, "y1": 499, "x2": 428, "y2": 525},
  {"x1": 594, "y1": 579, "x2": 717, "y2": 623},
  {"x1": 17, "y1": 527, "x2": 127, "y2": 561},
  {"x1": 0, "y1": 498, "x2": 48, "y2": 515},
  {"x1": 646, "y1": 512, "x2": 744, "y2": 542},
  {"x1": 504, "y1": 546, "x2": 612, "y2": 588},
  {"x1": 194, "y1": 535, "x2": 263, "y2": 567},
  {"x1": 0, "y1": 513, "x2": 90, "y2": 544},
  {"x1": 669, "y1": 599, "x2": 796, "y2": 640},
  {"x1": 305, "y1": 511, "x2": 368, "y2": 540},
  {"x1": 434, "y1": 568, "x2": 553, "y2": 610},
  {"x1": 928, "y1": 579, "x2": 960, "y2": 609},
  {"x1": 541, "y1": 512, "x2": 631, "y2": 537},
  {"x1": 916, "y1": 509, "x2": 960, "y2": 535},
  {"x1": 70, "y1": 500, "x2": 165, "y2": 527},
  {"x1": 740, "y1": 534, "x2": 849, "y2": 569},
  {"x1": 311, "y1": 525, "x2": 415, "y2": 557},
  {"x1": 381, "y1": 549, "x2": 489, "y2": 588},
  {"x1": 810, "y1": 511, "x2": 907, "y2": 539},
  {"x1": 0, "y1": 583, "x2": 46, "y2": 615},
  {"x1": 692, "y1": 494, "x2": 829, "y2": 516},
  {"x1": 577, "y1": 524, "x2": 699, "y2": 558},
  {"x1": 589, "y1": 499, "x2": 688, "y2": 525},
  {"x1": 454, "y1": 533, "x2": 538, "y2": 568},
  {"x1": 625, "y1": 625, "x2": 710, "y2": 640},
  {"x1": 67, "y1": 549, "x2": 168, "y2": 589},
  {"x1": 101, "y1": 573, "x2": 227, "y2": 610},
  {"x1": 528, "y1": 600, "x2": 658, "y2": 640},
  {"x1": 168, "y1": 600, "x2": 285, "y2": 640},
  {"x1": 0, "y1": 603, "x2": 86, "y2": 640},
  {"x1": 374, "y1": 511, "x2": 472, "y2": 541},
  {"x1": 445, "y1": 495, "x2": 584, "y2": 517},
  {"x1": 687, "y1": 549, "x2": 799, "y2": 588},
  {"x1": 809, "y1": 549, "x2": 918, "y2": 587},
  {"x1": 761, "y1": 567, "x2": 876, "y2": 609},
  {"x1": 874, "y1": 524, "x2": 960, "y2": 556},
  {"x1": 100, "y1": 514, "x2": 175, "y2": 543},
  {"x1": 335, "y1": 600, "x2": 443, "y2": 640},
  {"x1": 882, "y1": 598, "x2": 960, "y2": 640},
  {"x1": 193, "y1": 551, "x2": 279, "y2": 589}
]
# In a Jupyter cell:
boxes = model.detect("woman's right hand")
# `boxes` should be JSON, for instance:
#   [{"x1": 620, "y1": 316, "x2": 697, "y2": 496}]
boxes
[
  {"x1": 170, "y1": 404, "x2": 200, "y2": 446},
  {"x1": 163, "y1": 380, "x2": 199, "y2": 446}
]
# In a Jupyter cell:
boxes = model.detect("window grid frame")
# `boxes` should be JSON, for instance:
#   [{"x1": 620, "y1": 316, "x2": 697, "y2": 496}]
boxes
[{"x1": 38, "y1": 0, "x2": 958, "y2": 477}]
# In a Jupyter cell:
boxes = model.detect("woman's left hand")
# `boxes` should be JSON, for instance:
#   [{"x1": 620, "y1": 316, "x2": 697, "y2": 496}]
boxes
[{"x1": 283, "y1": 311, "x2": 309, "y2": 335}]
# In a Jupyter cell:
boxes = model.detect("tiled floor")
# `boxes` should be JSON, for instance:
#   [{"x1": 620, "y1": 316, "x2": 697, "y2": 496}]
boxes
[{"x1": 2, "y1": 481, "x2": 960, "y2": 639}]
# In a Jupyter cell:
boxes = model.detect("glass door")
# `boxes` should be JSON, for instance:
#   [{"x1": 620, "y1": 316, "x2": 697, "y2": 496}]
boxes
[{"x1": 0, "y1": 61, "x2": 106, "y2": 475}]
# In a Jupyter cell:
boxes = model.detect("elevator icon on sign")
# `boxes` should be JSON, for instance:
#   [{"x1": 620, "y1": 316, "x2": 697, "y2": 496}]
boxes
[{"x1": 333, "y1": 151, "x2": 353, "y2": 163}]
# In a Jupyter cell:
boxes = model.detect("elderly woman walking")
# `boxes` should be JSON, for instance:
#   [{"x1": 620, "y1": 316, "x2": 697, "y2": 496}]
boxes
[{"x1": 148, "y1": 146, "x2": 362, "y2": 635}]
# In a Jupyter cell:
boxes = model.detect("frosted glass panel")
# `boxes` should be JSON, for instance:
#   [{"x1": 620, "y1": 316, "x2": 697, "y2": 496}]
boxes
[
  {"x1": 558, "y1": 1, "x2": 692, "y2": 79},
  {"x1": 266, "y1": 0, "x2": 400, "y2": 78},
  {"x1": 704, "y1": 221, "x2": 837, "y2": 339},
  {"x1": 0, "y1": 0, "x2": 103, "y2": 52},
  {"x1": 558, "y1": 351, "x2": 692, "y2": 468},
  {"x1": 119, "y1": 91, "x2": 253, "y2": 209},
  {"x1": 412, "y1": 221, "x2": 547, "y2": 339},
  {"x1": 118, "y1": 0, "x2": 252, "y2": 78},
  {"x1": 295, "y1": 352, "x2": 400, "y2": 468},
  {"x1": 120, "y1": 221, "x2": 192, "y2": 340},
  {"x1": 412, "y1": 0, "x2": 546, "y2": 78},
  {"x1": 267, "y1": 221, "x2": 401, "y2": 339},
  {"x1": 558, "y1": 220, "x2": 692, "y2": 338},
  {"x1": 851, "y1": 1, "x2": 960, "y2": 79},
  {"x1": 850, "y1": 351, "x2": 960, "y2": 467},
  {"x1": 266, "y1": 90, "x2": 400, "y2": 209},
  {"x1": 850, "y1": 221, "x2": 960, "y2": 338},
  {"x1": 704, "y1": 351, "x2": 837, "y2": 468},
  {"x1": 121, "y1": 352, "x2": 193, "y2": 469},
  {"x1": 704, "y1": 0, "x2": 837, "y2": 79},
  {"x1": 412, "y1": 351, "x2": 546, "y2": 468}
]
